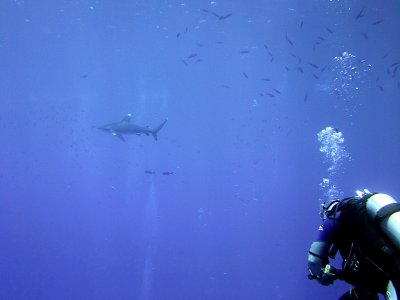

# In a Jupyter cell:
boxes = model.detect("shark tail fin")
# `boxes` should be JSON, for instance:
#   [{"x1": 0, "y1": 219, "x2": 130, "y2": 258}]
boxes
[{"x1": 151, "y1": 119, "x2": 168, "y2": 141}]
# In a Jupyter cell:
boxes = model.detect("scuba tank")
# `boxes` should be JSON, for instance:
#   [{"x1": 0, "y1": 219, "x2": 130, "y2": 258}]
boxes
[
  {"x1": 366, "y1": 193, "x2": 400, "y2": 252},
  {"x1": 365, "y1": 192, "x2": 400, "y2": 300}
]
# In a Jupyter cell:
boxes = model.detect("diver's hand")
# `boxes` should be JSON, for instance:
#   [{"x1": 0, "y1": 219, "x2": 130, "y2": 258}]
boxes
[
  {"x1": 319, "y1": 272, "x2": 337, "y2": 285},
  {"x1": 319, "y1": 265, "x2": 341, "y2": 285}
]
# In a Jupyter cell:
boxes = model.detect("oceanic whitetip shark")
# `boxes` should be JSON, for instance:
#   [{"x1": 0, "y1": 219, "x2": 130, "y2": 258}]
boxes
[{"x1": 97, "y1": 114, "x2": 167, "y2": 142}]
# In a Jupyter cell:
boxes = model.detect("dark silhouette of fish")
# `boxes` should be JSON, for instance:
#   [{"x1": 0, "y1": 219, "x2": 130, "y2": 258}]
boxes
[
  {"x1": 273, "y1": 88, "x2": 281, "y2": 94},
  {"x1": 382, "y1": 51, "x2": 391, "y2": 59},
  {"x1": 325, "y1": 27, "x2": 334, "y2": 34},
  {"x1": 299, "y1": 21, "x2": 304, "y2": 29},
  {"x1": 285, "y1": 32, "x2": 294, "y2": 46},
  {"x1": 239, "y1": 50, "x2": 249, "y2": 54},
  {"x1": 393, "y1": 66, "x2": 399, "y2": 78},
  {"x1": 377, "y1": 85, "x2": 384, "y2": 92},
  {"x1": 372, "y1": 20, "x2": 384, "y2": 25},
  {"x1": 187, "y1": 53, "x2": 198, "y2": 59},
  {"x1": 309, "y1": 63, "x2": 319, "y2": 69},
  {"x1": 80, "y1": 74, "x2": 88, "y2": 78},
  {"x1": 304, "y1": 92, "x2": 308, "y2": 102},
  {"x1": 218, "y1": 13, "x2": 232, "y2": 21},
  {"x1": 242, "y1": 72, "x2": 249, "y2": 79},
  {"x1": 261, "y1": 78, "x2": 272, "y2": 82},
  {"x1": 145, "y1": 170, "x2": 156, "y2": 175},
  {"x1": 267, "y1": 51, "x2": 274, "y2": 62},
  {"x1": 360, "y1": 32, "x2": 369, "y2": 40},
  {"x1": 181, "y1": 58, "x2": 189, "y2": 66},
  {"x1": 355, "y1": 6, "x2": 366, "y2": 20},
  {"x1": 162, "y1": 172, "x2": 174, "y2": 175},
  {"x1": 266, "y1": 93, "x2": 275, "y2": 98},
  {"x1": 297, "y1": 67, "x2": 304, "y2": 73}
]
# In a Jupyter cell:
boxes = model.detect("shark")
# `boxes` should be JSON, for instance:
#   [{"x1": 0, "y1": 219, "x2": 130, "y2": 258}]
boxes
[{"x1": 97, "y1": 114, "x2": 167, "y2": 142}]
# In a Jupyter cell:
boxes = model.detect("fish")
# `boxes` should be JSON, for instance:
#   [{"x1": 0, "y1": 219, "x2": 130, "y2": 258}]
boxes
[
  {"x1": 162, "y1": 171, "x2": 174, "y2": 175},
  {"x1": 145, "y1": 170, "x2": 156, "y2": 175},
  {"x1": 97, "y1": 114, "x2": 168, "y2": 142},
  {"x1": 355, "y1": 6, "x2": 366, "y2": 20},
  {"x1": 187, "y1": 53, "x2": 198, "y2": 59},
  {"x1": 372, "y1": 20, "x2": 384, "y2": 25},
  {"x1": 267, "y1": 51, "x2": 274, "y2": 62},
  {"x1": 180, "y1": 58, "x2": 189, "y2": 66},
  {"x1": 304, "y1": 92, "x2": 308, "y2": 102},
  {"x1": 239, "y1": 50, "x2": 249, "y2": 54},
  {"x1": 377, "y1": 85, "x2": 384, "y2": 92},
  {"x1": 393, "y1": 66, "x2": 399, "y2": 78},
  {"x1": 285, "y1": 32, "x2": 294, "y2": 46},
  {"x1": 80, "y1": 74, "x2": 88, "y2": 78},
  {"x1": 309, "y1": 63, "x2": 319, "y2": 69},
  {"x1": 242, "y1": 72, "x2": 249, "y2": 79},
  {"x1": 297, "y1": 67, "x2": 304, "y2": 73},
  {"x1": 273, "y1": 88, "x2": 281, "y2": 94},
  {"x1": 261, "y1": 78, "x2": 272, "y2": 82},
  {"x1": 299, "y1": 20, "x2": 304, "y2": 29},
  {"x1": 266, "y1": 93, "x2": 275, "y2": 98},
  {"x1": 382, "y1": 51, "x2": 391, "y2": 59},
  {"x1": 313, "y1": 74, "x2": 319, "y2": 79},
  {"x1": 218, "y1": 13, "x2": 233, "y2": 21},
  {"x1": 390, "y1": 62, "x2": 400, "y2": 68},
  {"x1": 325, "y1": 27, "x2": 334, "y2": 34},
  {"x1": 360, "y1": 32, "x2": 369, "y2": 40}
]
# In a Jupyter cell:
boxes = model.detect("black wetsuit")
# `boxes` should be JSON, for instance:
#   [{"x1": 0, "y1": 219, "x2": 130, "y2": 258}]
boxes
[{"x1": 309, "y1": 198, "x2": 400, "y2": 299}]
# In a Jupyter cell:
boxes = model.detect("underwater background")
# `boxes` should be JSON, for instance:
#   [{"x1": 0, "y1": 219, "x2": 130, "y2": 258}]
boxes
[{"x1": 1, "y1": 0, "x2": 400, "y2": 299}]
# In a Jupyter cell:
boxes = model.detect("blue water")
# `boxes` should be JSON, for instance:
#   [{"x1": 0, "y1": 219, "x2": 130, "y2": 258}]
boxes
[{"x1": 1, "y1": 1, "x2": 400, "y2": 299}]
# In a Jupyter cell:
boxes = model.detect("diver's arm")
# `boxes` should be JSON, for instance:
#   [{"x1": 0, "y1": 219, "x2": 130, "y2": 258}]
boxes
[
  {"x1": 308, "y1": 219, "x2": 337, "y2": 285},
  {"x1": 308, "y1": 241, "x2": 330, "y2": 278}
]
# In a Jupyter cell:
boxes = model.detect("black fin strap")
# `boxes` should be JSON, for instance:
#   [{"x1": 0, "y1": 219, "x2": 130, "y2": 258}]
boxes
[
  {"x1": 308, "y1": 251, "x2": 325, "y2": 260},
  {"x1": 375, "y1": 203, "x2": 400, "y2": 225}
]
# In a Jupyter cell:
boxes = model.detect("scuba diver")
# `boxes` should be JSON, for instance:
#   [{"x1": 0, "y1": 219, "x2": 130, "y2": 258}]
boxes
[{"x1": 307, "y1": 189, "x2": 400, "y2": 300}]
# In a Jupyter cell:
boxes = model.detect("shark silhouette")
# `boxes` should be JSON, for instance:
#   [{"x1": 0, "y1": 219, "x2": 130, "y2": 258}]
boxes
[{"x1": 97, "y1": 114, "x2": 167, "y2": 142}]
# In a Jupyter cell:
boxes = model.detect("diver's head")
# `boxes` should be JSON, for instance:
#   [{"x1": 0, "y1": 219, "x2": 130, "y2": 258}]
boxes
[{"x1": 320, "y1": 199, "x2": 340, "y2": 221}]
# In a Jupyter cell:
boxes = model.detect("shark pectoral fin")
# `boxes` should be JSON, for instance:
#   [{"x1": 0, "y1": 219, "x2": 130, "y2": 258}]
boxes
[{"x1": 112, "y1": 131, "x2": 125, "y2": 142}]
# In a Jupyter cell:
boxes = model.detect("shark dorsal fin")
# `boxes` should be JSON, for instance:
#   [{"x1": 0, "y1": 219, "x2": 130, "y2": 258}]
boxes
[{"x1": 121, "y1": 114, "x2": 132, "y2": 123}]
